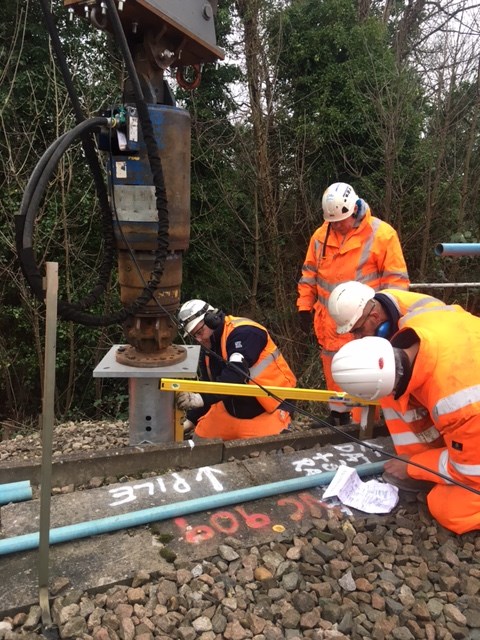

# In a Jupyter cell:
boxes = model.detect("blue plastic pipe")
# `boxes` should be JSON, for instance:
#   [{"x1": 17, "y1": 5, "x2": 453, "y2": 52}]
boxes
[
  {"x1": 435, "y1": 243, "x2": 480, "y2": 257},
  {"x1": 0, "y1": 481, "x2": 32, "y2": 506},
  {"x1": 0, "y1": 461, "x2": 386, "y2": 556}
]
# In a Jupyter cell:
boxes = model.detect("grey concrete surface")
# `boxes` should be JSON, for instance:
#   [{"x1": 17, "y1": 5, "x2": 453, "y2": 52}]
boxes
[
  {"x1": 0, "y1": 437, "x2": 395, "y2": 616},
  {"x1": 0, "y1": 425, "x2": 388, "y2": 487}
]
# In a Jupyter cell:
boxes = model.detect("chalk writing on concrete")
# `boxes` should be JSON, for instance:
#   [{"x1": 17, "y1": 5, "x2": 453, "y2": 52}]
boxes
[
  {"x1": 108, "y1": 466, "x2": 226, "y2": 507},
  {"x1": 195, "y1": 467, "x2": 224, "y2": 491},
  {"x1": 291, "y1": 442, "x2": 385, "y2": 476},
  {"x1": 334, "y1": 442, "x2": 384, "y2": 463}
]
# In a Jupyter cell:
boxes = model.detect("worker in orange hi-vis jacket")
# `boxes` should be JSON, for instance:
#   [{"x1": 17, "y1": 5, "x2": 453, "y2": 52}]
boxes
[
  {"x1": 176, "y1": 299, "x2": 297, "y2": 441},
  {"x1": 328, "y1": 281, "x2": 450, "y2": 461},
  {"x1": 296, "y1": 182, "x2": 409, "y2": 426},
  {"x1": 331, "y1": 304, "x2": 480, "y2": 535}
]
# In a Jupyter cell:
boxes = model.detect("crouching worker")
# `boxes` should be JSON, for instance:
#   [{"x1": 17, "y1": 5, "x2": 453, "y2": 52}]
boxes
[
  {"x1": 176, "y1": 299, "x2": 297, "y2": 440},
  {"x1": 328, "y1": 281, "x2": 449, "y2": 459},
  {"x1": 331, "y1": 305, "x2": 480, "y2": 534}
]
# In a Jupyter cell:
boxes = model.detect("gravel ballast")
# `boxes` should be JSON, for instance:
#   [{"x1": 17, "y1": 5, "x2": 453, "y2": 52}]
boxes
[{"x1": 1, "y1": 421, "x2": 479, "y2": 640}]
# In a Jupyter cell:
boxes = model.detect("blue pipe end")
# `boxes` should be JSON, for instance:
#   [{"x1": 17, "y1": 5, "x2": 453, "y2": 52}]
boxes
[
  {"x1": 435, "y1": 243, "x2": 480, "y2": 256},
  {"x1": 0, "y1": 481, "x2": 33, "y2": 506}
]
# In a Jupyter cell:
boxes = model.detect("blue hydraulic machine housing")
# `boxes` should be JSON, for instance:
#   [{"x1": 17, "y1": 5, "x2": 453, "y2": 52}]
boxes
[
  {"x1": 65, "y1": 0, "x2": 224, "y2": 368},
  {"x1": 64, "y1": 0, "x2": 225, "y2": 443},
  {"x1": 16, "y1": 0, "x2": 224, "y2": 443},
  {"x1": 98, "y1": 104, "x2": 192, "y2": 367}
]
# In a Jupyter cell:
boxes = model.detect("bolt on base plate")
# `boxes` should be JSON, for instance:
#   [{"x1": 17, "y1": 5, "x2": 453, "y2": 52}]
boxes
[{"x1": 115, "y1": 344, "x2": 187, "y2": 367}]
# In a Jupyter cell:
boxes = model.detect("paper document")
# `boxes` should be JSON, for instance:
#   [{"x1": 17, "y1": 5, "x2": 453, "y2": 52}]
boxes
[{"x1": 323, "y1": 465, "x2": 399, "y2": 514}]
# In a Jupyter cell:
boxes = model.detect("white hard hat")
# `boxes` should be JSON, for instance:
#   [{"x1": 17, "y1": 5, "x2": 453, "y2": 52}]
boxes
[
  {"x1": 322, "y1": 182, "x2": 358, "y2": 222},
  {"x1": 178, "y1": 299, "x2": 214, "y2": 336},
  {"x1": 328, "y1": 281, "x2": 375, "y2": 334},
  {"x1": 331, "y1": 336, "x2": 396, "y2": 401}
]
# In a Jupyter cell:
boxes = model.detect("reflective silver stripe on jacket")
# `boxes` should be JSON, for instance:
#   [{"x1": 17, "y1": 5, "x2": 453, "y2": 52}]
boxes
[
  {"x1": 314, "y1": 238, "x2": 324, "y2": 257},
  {"x1": 383, "y1": 407, "x2": 430, "y2": 423},
  {"x1": 299, "y1": 260, "x2": 317, "y2": 285},
  {"x1": 390, "y1": 426, "x2": 441, "y2": 446},
  {"x1": 439, "y1": 449, "x2": 480, "y2": 478},
  {"x1": 450, "y1": 459, "x2": 480, "y2": 476},
  {"x1": 383, "y1": 407, "x2": 441, "y2": 445},
  {"x1": 317, "y1": 292, "x2": 329, "y2": 306},
  {"x1": 380, "y1": 271, "x2": 410, "y2": 283},
  {"x1": 299, "y1": 247, "x2": 320, "y2": 286},
  {"x1": 438, "y1": 450, "x2": 453, "y2": 483},
  {"x1": 406, "y1": 296, "x2": 438, "y2": 309},
  {"x1": 321, "y1": 348, "x2": 337, "y2": 358},
  {"x1": 249, "y1": 349, "x2": 280, "y2": 378},
  {"x1": 316, "y1": 272, "x2": 383, "y2": 304},
  {"x1": 355, "y1": 220, "x2": 380, "y2": 281},
  {"x1": 316, "y1": 219, "x2": 381, "y2": 297},
  {"x1": 433, "y1": 384, "x2": 480, "y2": 419},
  {"x1": 382, "y1": 292, "x2": 437, "y2": 313},
  {"x1": 229, "y1": 317, "x2": 253, "y2": 325},
  {"x1": 398, "y1": 303, "x2": 456, "y2": 328},
  {"x1": 389, "y1": 294, "x2": 440, "y2": 315}
]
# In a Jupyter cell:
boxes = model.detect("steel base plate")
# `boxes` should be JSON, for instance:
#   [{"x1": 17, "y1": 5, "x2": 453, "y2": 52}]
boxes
[
  {"x1": 93, "y1": 345, "x2": 200, "y2": 445},
  {"x1": 115, "y1": 344, "x2": 187, "y2": 368}
]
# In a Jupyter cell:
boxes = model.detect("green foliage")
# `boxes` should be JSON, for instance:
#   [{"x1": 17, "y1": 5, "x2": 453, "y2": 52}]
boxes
[
  {"x1": 274, "y1": 0, "x2": 412, "y2": 191},
  {"x1": 92, "y1": 386, "x2": 129, "y2": 422},
  {"x1": 176, "y1": 3, "x2": 253, "y2": 311},
  {"x1": 0, "y1": 0, "x2": 122, "y2": 422}
]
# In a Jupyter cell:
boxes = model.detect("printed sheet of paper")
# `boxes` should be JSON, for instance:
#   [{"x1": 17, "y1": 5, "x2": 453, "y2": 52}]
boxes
[{"x1": 323, "y1": 465, "x2": 399, "y2": 514}]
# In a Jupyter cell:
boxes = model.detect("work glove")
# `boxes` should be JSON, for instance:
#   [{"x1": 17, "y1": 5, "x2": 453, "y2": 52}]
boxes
[
  {"x1": 182, "y1": 419, "x2": 196, "y2": 437},
  {"x1": 298, "y1": 310, "x2": 313, "y2": 334},
  {"x1": 177, "y1": 391, "x2": 204, "y2": 410}
]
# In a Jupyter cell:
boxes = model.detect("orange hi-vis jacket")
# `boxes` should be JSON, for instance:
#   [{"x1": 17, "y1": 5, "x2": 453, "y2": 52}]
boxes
[
  {"x1": 379, "y1": 289, "x2": 452, "y2": 456},
  {"x1": 195, "y1": 316, "x2": 297, "y2": 440},
  {"x1": 382, "y1": 288, "x2": 452, "y2": 319},
  {"x1": 219, "y1": 316, "x2": 297, "y2": 413},
  {"x1": 297, "y1": 205, "x2": 410, "y2": 355},
  {"x1": 382, "y1": 306, "x2": 480, "y2": 534}
]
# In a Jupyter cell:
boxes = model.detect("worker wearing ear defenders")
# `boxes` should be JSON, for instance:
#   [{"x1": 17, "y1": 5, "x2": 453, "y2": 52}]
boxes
[
  {"x1": 328, "y1": 281, "x2": 457, "y2": 461},
  {"x1": 176, "y1": 299, "x2": 297, "y2": 440},
  {"x1": 332, "y1": 301, "x2": 480, "y2": 535},
  {"x1": 297, "y1": 182, "x2": 410, "y2": 427}
]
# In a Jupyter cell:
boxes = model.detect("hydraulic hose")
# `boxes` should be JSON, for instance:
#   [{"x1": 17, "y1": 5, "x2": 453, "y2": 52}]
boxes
[
  {"x1": 18, "y1": 0, "x2": 172, "y2": 326},
  {"x1": 17, "y1": 117, "x2": 115, "y2": 305},
  {"x1": 23, "y1": 119, "x2": 112, "y2": 249},
  {"x1": 37, "y1": 0, "x2": 116, "y2": 306}
]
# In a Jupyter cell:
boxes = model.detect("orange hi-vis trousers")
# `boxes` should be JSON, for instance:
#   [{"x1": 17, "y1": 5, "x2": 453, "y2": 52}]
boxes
[{"x1": 195, "y1": 401, "x2": 291, "y2": 441}]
